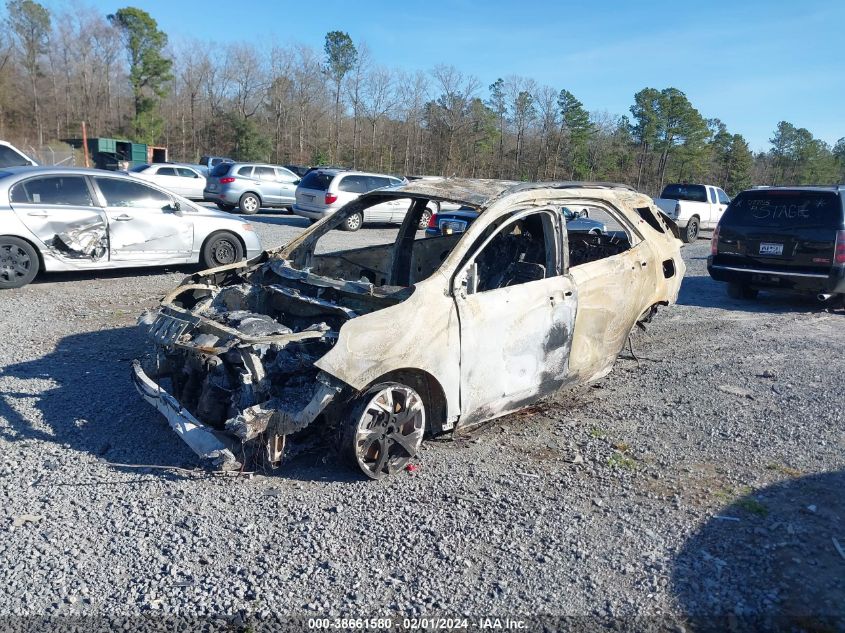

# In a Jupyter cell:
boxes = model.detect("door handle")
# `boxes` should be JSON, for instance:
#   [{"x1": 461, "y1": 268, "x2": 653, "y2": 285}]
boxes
[
  {"x1": 27, "y1": 211, "x2": 49, "y2": 217},
  {"x1": 115, "y1": 214, "x2": 133, "y2": 221}
]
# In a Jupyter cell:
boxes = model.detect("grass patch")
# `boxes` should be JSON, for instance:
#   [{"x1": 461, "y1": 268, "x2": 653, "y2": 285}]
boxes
[
  {"x1": 765, "y1": 462, "x2": 802, "y2": 477},
  {"x1": 608, "y1": 453, "x2": 637, "y2": 470},
  {"x1": 588, "y1": 426, "x2": 606, "y2": 439},
  {"x1": 737, "y1": 497, "x2": 769, "y2": 516}
]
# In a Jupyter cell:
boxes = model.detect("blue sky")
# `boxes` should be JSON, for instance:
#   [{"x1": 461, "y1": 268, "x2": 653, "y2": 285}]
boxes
[{"x1": 52, "y1": 0, "x2": 844, "y2": 151}]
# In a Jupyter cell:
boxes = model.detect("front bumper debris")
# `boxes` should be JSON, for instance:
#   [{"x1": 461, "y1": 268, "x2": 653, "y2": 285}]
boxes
[{"x1": 132, "y1": 360, "x2": 242, "y2": 470}]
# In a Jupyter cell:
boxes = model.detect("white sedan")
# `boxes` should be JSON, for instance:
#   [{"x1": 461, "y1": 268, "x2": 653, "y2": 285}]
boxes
[{"x1": 129, "y1": 163, "x2": 206, "y2": 200}]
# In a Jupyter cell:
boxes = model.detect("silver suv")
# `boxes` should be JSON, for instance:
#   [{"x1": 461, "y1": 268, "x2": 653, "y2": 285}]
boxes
[
  {"x1": 204, "y1": 162, "x2": 300, "y2": 214},
  {"x1": 292, "y1": 169, "x2": 434, "y2": 231}
]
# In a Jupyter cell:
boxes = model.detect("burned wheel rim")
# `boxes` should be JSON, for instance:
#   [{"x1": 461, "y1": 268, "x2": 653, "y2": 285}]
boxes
[
  {"x1": 209, "y1": 238, "x2": 237, "y2": 265},
  {"x1": 354, "y1": 385, "x2": 425, "y2": 479},
  {"x1": 0, "y1": 243, "x2": 32, "y2": 283}
]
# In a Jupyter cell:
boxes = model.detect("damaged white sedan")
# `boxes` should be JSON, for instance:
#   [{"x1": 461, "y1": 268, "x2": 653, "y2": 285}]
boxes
[
  {"x1": 0, "y1": 167, "x2": 261, "y2": 289},
  {"x1": 134, "y1": 179, "x2": 685, "y2": 479}
]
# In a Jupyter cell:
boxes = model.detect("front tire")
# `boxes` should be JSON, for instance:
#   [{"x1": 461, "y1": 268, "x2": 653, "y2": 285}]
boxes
[
  {"x1": 341, "y1": 212, "x2": 363, "y2": 232},
  {"x1": 238, "y1": 193, "x2": 260, "y2": 215},
  {"x1": 681, "y1": 217, "x2": 699, "y2": 243},
  {"x1": 201, "y1": 231, "x2": 244, "y2": 269},
  {"x1": 339, "y1": 382, "x2": 426, "y2": 479},
  {"x1": 727, "y1": 282, "x2": 758, "y2": 300},
  {"x1": 0, "y1": 237, "x2": 40, "y2": 289}
]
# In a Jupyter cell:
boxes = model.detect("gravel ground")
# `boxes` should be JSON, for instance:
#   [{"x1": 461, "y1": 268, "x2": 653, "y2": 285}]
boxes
[{"x1": 0, "y1": 210, "x2": 843, "y2": 631}]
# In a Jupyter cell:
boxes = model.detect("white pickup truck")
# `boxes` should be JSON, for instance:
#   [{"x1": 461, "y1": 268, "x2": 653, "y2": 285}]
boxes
[{"x1": 652, "y1": 183, "x2": 731, "y2": 243}]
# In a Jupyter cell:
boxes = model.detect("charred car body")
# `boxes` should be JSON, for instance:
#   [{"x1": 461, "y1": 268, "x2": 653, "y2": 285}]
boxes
[{"x1": 134, "y1": 179, "x2": 685, "y2": 478}]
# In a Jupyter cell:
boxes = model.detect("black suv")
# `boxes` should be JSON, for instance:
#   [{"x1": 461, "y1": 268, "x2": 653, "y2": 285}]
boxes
[{"x1": 708, "y1": 186, "x2": 845, "y2": 300}]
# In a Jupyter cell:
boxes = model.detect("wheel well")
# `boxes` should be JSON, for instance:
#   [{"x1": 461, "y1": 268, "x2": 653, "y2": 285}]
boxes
[
  {"x1": 364, "y1": 369, "x2": 448, "y2": 436},
  {"x1": 688, "y1": 214, "x2": 700, "y2": 224},
  {"x1": 1, "y1": 234, "x2": 44, "y2": 273},
  {"x1": 200, "y1": 230, "x2": 246, "y2": 259}
]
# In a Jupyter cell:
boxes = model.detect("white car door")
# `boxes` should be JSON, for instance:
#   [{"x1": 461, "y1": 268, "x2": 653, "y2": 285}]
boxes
[
  {"x1": 93, "y1": 176, "x2": 193, "y2": 263},
  {"x1": 363, "y1": 176, "x2": 396, "y2": 223},
  {"x1": 8, "y1": 174, "x2": 108, "y2": 264},
  {"x1": 452, "y1": 208, "x2": 577, "y2": 425},
  {"x1": 714, "y1": 188, "x2": 731, "y2": 226},
  {"x1": 150, "y1": 166, "x2": 187, "y2": 197},
  {"x1": 176, "y1": 167, "x2": 205, "y2": 199}
]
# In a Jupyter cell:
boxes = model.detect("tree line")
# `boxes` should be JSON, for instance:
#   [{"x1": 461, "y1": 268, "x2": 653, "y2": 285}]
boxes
[{"x1": 1, "y1": 2, "x2": 843, "y2": 195}]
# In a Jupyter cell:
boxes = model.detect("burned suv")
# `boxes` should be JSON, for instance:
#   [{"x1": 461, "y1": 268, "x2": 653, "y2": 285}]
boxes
[
  {"x1": 708, "y1": 186, "x2": 845, "y2": 301},
  {"x1": 134, "y1": 179, "x2": 685, "y2": 479}
]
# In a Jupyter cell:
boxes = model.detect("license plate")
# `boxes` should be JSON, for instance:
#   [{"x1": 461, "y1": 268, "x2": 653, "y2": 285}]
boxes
[
  {"x1": 304, "y1": 194, "x2": 314, "y2": 201},
  {"x1": 149, "y1": 313, "x2": 194, "y2": 346},
  {"x1": 208, "y1": 184, "x2": 217, "y2": 191},
  {"x1": 759, "y1": 242, "x2": 783, "y2": 256}
]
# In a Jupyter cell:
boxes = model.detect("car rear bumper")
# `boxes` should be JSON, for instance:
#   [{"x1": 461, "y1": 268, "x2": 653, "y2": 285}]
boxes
[
  {"x1": 203, "y1": 189, "x2": 238, "y2": 204},
  {"x1": 131, "y1": 360, "x2": 242, "y2": 470},
  {"x1": 708, "y1": 258, "x2": 845, "y2": 295},
  {"x1": 292, "y1": 205, "x2": 331, "y2": 220}
]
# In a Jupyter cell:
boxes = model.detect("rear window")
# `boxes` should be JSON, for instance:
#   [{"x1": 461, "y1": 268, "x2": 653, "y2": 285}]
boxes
[
  {"x1": 129, "y1": 164, "x2": 149, "y2": 173},
  {"x1": 299, "y1": 171, "x2": 333, "y2": 191},
  {"x1": 724, "y1": 191, "x2": 843, "y2": 229},
  {"x1": 660, "y1": 184, "x2": 707, "y2": 203},
  {"x1": 210, "y1": 163, "x2": 233, "y2": 177}
]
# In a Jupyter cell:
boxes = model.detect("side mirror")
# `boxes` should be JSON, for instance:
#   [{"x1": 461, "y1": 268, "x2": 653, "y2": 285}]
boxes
[
  {"x1": 170, "y1": 200, "x2": 183, "y2": 215},
  {"x1": 293, "y1": 179, "x2": 301, "y2": 185}
]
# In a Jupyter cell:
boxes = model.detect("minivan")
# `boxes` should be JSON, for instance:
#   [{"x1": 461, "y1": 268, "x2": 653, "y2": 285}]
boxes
[
  {"x1": 708, "y1": 186, "x2": 845, "y2": 301},
  {"x1": 292, "y1": 169, "x2": 433, "y2": 231}
]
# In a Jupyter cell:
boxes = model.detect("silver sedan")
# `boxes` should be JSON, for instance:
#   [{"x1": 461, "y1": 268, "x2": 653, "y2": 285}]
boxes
[{"x1": 0, "y1": 167, "x2": 262, "y2": 289}]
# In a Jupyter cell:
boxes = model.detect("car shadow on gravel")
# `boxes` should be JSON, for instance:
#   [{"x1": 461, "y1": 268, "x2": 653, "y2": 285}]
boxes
[
  {"x1": 677, "y1": 274, "x2": 833, "y2": 313},
  {"x1": 671, "y1": 470, "x2": 845, "y2": 632},
  {"x1": 33, "y1": 265, "x2": 197, "y2": 285},
  {"x1": 0, "y1": 325, "x2": 207, "y2": 476}
]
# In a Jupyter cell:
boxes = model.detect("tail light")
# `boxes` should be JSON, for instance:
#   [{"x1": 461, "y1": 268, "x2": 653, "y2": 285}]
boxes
[
  {"x1": 835, "y1": 230, "x2": 845, "y2": 264},
  {"x1": 427, "y1": 212, "x2": 438, "y2": 229},
  {"x1": 711, "y1": 224, "x2": 720, "y2": 256},
  {"x1": 220, "y1": 177, "x2": 235, "y2": 184},
  {"x1": 325, "y1": 192, "x2": 338, "y2": 204}
]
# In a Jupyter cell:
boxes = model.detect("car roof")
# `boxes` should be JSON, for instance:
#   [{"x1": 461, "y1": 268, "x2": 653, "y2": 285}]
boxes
[
  {"x1": 0, "y1": 166, "x2": 124, "y2": 178},
  {"x1": 365, "y1": 177, "x2": 636, "y2": 209},
  {"x1": 742, "y1": 185, "x2": 845, "y2": 193},
  {"x1": 308, "y1": 168, "x2": 402, "y2": 179}
]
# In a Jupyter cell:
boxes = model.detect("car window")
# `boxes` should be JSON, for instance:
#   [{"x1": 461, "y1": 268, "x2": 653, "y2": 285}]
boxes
[
  {"x1": 177, "y1": 168, "x2": 199, "y2": 178},
  {"x1": 157, "y1": 167, "x2": 178, "y2": 176},
  {"x1": 211, "y1": 158, "x2": 222, "y2": 166},
  {"x1": 469, "y1": 212, "x2": 554, "y2": 293},
  {"x1": 338, "y1": 175, "x2": 369, "y2": 193},
  {"x1": 128, "y1": 164, "x2": 149, "y2": 173},
  {"x1": 636, "y1": 207, "x2": 666, "y2": 233},
  {"x1": 717, "y1": 189, "x2": 731, "y2": 205},
  {"x1": 368, "y1": 176, "x2": 391, "y2": 190},
  {"x1": 660, "y1": 184, "x2": 707, "y2": 203},
  {"x1": 94, "y1": 177, "x2": 172, "y2": 208},
  {"x1": 388, "y1": 177, "x2": 403, "y2": 186},
  {"x1": 0, "y1": 145, "x2": 31, "y2": 167},
  {"x1": 210, "y1": 163, "x2": 232, "y2": 177},
  {"x1": 10, "y1": 176, "x2": 93, "y2": 206},
  {"x1": 723, "y1": 191, "x2": 842, "y2": 229},
  {"x1": 300, "y1": 171, "x2": 333, "y2": 191},
  {"x1": 254, "y1": 166, "x2": 276, "y2": 181},
  {"x1": 237, "y1": 166, "x2": 254, "y2": 177},
  {"x1": 275, "y1": 167, "x2": 297, "y2": 181}
]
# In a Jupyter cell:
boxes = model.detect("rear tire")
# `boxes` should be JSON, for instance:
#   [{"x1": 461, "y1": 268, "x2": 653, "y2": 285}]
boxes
[
  {"x1": 238, "y1": 193, "x2": 260, "y2": 215},
  {"x1": 418, "y1": 209, "x2": 432, "y2": 230},
  {"x1": 341, "y1": 212, "x2": 363, "y2": 232},
  {"x1": 339, "y1": 382, "x2": 426, "y2": 480},
  {"x1": 0, "y1": 236, "x2": 39, "y2": 289},
  {"x1": 201, "y1": 231, "x2": 244, "y2": 269},
  {"x1": 727, "y1": 282, "x2": 758, "y2": 300},
  {"x1": 681, "y1": 217, "x2": 699, "y2": 243},
  {"x1": 215, "y1": 201, "x2": 236, "y2": 212}
]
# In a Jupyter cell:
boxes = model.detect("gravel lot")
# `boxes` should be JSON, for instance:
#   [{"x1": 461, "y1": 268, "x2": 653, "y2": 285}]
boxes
[{"x1": 1, "y1": 209, "x2": 843, "y2": 630}]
